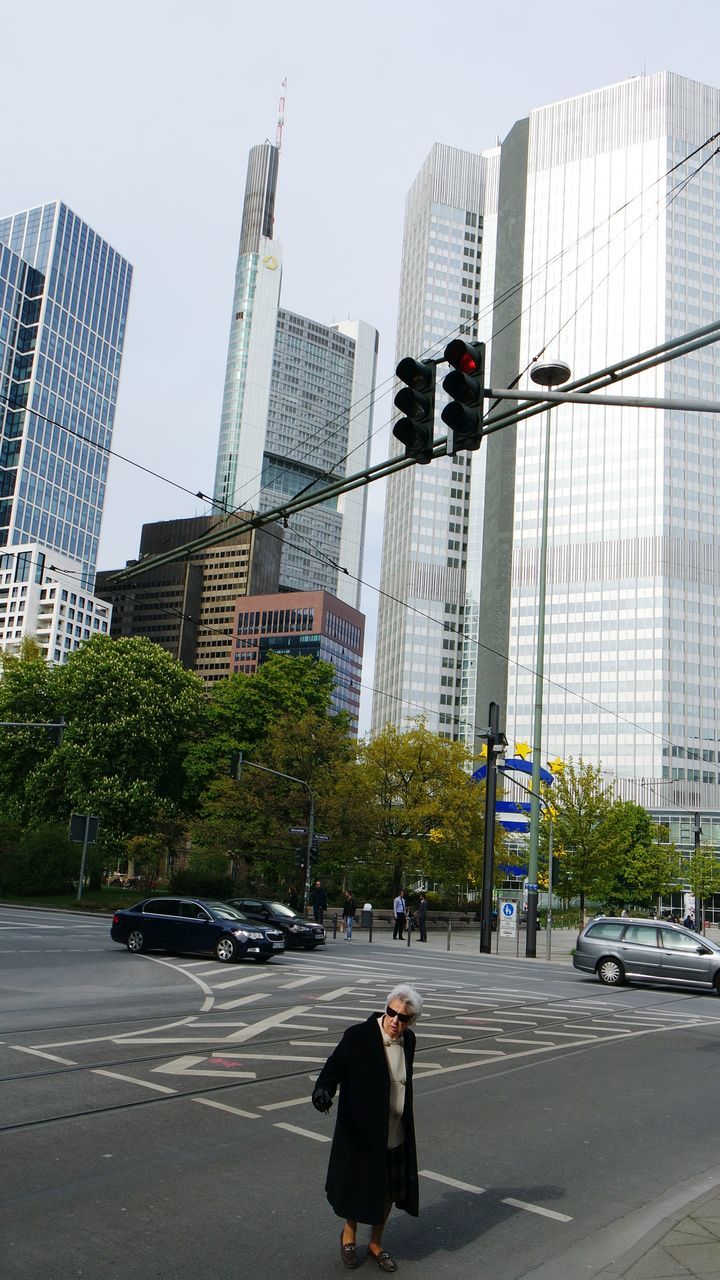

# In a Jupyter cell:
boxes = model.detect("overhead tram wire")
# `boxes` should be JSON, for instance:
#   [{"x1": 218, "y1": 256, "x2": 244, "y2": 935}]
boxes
[
  {"x1": 4, "y1": 129, "x2": 715, "y2": 549},
  {"x1": 191, "y1": 130, "x2": 720, "y2": 523}
]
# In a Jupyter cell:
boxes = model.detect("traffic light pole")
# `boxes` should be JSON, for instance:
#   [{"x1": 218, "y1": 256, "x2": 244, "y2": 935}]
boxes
[
  {"x1": 230, "y1": 755, "x2": 316, "y2": 912},
  {"x1": 479, "y1": 702, "x2": 504, "y2": 954}
]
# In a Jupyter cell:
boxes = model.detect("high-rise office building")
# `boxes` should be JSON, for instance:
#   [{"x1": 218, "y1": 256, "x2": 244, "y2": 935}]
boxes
[
  {"x1": 0, "y1": 202, "x2": 132, "y2": 591},
  {"x1": 96, "y1": 513, "x2": 283, "y2": 686},
  {"x1": 375, "y1": 72, "x2": 720, "y2": 810},
  {"x1": 213, "y1": 143, "x2": 378, "y2": 608},
  {"x1": 372, "y1": 144, "x2": 500, "y2": 738},
  {"x1": 233, "y1": 589, "x2": 364, "y2": 730}
]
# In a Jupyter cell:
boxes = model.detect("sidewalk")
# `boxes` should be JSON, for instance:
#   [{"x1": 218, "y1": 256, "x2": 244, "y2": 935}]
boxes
[
  {"x1": 600, "y1": 1187, "x2": 720, "y2": 1277},
  {"x1": 332, "y1": 920, "x2": 579, "y2": 961}
]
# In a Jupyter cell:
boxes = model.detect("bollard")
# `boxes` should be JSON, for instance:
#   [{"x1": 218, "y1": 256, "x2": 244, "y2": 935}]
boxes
[
  {"x1": 332, "y1": 912, "x2": 338, "y2": 940},
  {"x1": 407, "y1": 918, "x2": 411, "y2": 948},
  {"x1": 369, "y1": 912, "x2": 373, "y2": 943},
  {"x1": 447, "y1": 918, "x2": 452, "y2": 951}
]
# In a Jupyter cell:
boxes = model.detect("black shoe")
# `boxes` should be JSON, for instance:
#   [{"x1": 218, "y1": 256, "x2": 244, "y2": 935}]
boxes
[
  {"x1": 368, "y1": 1247, "x2": 398, "y2": 1272},
  {"x1": 340, "y1": 1231, "x2": 359, "y2": 1269}
]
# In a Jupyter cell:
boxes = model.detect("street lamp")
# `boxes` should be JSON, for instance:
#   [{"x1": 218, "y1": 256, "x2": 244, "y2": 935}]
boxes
[{"x1": 525, "y1": 359, "x2": 571, "y2": 958}]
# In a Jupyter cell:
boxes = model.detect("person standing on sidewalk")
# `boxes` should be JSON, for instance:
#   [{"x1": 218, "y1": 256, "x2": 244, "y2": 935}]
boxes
[
  {"x1": 343, "y1": 890, "x2": 356, "y2": 940},
  {"x1": 392, "y1": 890, "x2": 406, "y2": 940},
  {"x1": 312, "y1": 983, "x2": 423, "y2": 1272},
  {"x1": 311, "y1": 879, "x2": 328, "y2": 924},
  {"x1": 417, "y1": 894, "x2": 427, "y2": 942}
]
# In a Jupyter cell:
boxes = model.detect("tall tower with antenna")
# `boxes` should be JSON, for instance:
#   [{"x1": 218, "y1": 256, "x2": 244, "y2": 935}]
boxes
[{"x1": 212, "y1": 90, "x2": 378, "y2": 608}]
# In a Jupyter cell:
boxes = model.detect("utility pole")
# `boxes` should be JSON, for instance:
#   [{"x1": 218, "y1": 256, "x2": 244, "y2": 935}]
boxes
[{"x1": 694, "y1": 812, "x2": 703, "y2": 931}]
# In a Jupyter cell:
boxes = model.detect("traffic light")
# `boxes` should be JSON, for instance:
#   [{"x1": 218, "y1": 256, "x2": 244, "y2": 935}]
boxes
[
  {"x1": 393, "y1": 357, "x2": 436, "y2": 464},
  {"x1": 442, "y1": 339, "x2": 486, "y2": 455},
  {"x1": 228, "y1": 750, "x2": 243, "y2": 779}
]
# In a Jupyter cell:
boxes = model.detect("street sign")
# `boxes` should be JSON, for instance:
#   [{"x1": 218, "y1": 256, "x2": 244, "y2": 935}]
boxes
[
  {"x1": 69, "y1": 814, "x2": 99, "y2": 844},
  {"x1": 499, "y1": 900, "x2": 517, "y2": 938},
  {"x1": 313, "y1": 834, "x2": 330, "y2": 843},
  {"x1": 288, "y1": 827, "x2": 308, "y2": 836}
]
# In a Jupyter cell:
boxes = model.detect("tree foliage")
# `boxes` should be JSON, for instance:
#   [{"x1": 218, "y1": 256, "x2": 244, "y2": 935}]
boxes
[{"x1": 338, "y1": 720, "x2": 485, "y2": 896}]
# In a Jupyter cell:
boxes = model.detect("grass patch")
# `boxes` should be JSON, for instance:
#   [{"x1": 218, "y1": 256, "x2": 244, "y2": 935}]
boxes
[{"x1": 0, "y1": 887, "x2": 161, "y2": 914}]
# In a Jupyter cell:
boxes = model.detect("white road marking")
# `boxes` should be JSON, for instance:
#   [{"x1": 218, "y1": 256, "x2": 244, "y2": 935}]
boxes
[
  {"x1": 274, "y1": 1122, "x2": 331, "y2": 1142},
  {"x1": 225, "y1": 1005, "x2": 311, "y2": 1042},
  {"x1": 153, "y1": 1055, "x2": 256, "y2": 1079},
  {"x1": 93, "y1": 1069, "x2": 177, "y2": 1094},
  {"x1": 192, "y1": 1097, "x2": 260, "y2": 1119},
  {"x1": 418, "y1": 1032, "x2": 463, "y2": 1040},
  {"x1": 212, "y1": 992, "x2": 271, "y2": 1008},
  {"x1": 260, "y1": 1096, "x2": 311, "y2": 1111},
  {"x1": 281, "y1": 976, "x2": 320, "y2": 989},
  {"x1": 446, "y1": 1048, "x2": 506, "y2": 1057},
  {"x1": 317, "y1": 986, "x2": 357, "y2": 1001},
  {"x1": 496, "y1": 1037, "x2": 557, "y2": 1046},
  {"x1": 420, "y1": 1170, "x2": 485, "y2": 1194},
  {"x1": 290, "y1": 1040, "x2": 335, "y2": 1047},
  {"x1": 502, "y1": 1197, "x2": 572, "y2": 1222},
  {"x1": 10, "y1": 1045, "x2": 77, "y2": 1065}
]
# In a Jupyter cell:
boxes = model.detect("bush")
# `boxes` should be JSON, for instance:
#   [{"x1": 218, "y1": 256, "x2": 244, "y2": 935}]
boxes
[
  {"x1": 0, "y1": 824, "x2": 78, "y2": 895},
  {"x1": 169, "y1": 851, "x2": 233, "y2": 899}
]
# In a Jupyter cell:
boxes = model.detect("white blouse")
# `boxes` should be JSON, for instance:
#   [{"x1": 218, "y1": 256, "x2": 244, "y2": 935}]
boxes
[{"x1": 378, "y1": 1017, "x2": 406, "y2": 1149}]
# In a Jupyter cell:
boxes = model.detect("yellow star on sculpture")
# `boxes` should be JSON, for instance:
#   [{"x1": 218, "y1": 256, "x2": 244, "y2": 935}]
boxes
[
  {"x1": 514, "y1": 741, "x2": 531, "y2": 759},
  {"x1": 548, "y1": 757, "x2": 565, "y2": 774}
]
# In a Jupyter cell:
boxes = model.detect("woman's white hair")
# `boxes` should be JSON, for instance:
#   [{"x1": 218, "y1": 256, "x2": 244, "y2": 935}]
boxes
[{"x1": 387, "y1": 982, "x2": 423, "y2": 1021}]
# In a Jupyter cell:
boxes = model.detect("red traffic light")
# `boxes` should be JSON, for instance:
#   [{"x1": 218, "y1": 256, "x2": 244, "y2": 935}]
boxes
[{"x1": 444, "y1": 339, "x2": 485, "y2": 377}]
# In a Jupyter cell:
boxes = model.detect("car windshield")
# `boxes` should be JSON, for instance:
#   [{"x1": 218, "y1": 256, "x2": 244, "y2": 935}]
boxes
[
  {"x1": 203, "y1": 903, "x2": 249, "y2": 922},
  {"x1": 267, "y1": 901, "x2": 300, "y2": 918}
]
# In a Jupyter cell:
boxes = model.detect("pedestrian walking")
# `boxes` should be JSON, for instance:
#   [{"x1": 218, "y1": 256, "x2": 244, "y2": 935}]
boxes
[
  {"x1": 417, "y1": 894, "x2": 427, "y2": 942},
  {"x1": 343, "y1": 890, "x2": 356, "y2": 940},
  {"x1": 311, "y1": 879, "x2": 328, "y2": 925},
  {"x1": 392, "y1": 891, "x2": 406, "y2": 940},
  {"x1": 312, "y1": 982, "x2": 423, "y2": 1272}
]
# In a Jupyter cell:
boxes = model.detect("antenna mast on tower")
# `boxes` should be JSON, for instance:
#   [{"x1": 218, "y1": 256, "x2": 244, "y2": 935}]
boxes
[{"x1": 276, "y1": 78, "x2": 287, "y2": 150}]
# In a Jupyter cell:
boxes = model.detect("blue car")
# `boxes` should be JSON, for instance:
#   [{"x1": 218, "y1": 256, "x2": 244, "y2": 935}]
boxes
[{"x1": 111, "y1": 897, "x2": 285, "y2": 963}]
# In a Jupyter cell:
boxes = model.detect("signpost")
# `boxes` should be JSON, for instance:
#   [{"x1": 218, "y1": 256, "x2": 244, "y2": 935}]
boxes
[
  {"x1": 69, "y1": 814, "x2": 100, "y2": 903},
  {"x1": 499, "y1": 900, "x2": 517, "y2": 938}
]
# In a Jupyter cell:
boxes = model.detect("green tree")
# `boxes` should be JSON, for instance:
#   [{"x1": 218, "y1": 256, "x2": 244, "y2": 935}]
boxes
[
  {"x1": 0, "y1": 638, "x2": 61, "y2": 821},
  {"x1": 603, "y1": 805, "x2": 680, "y2": 911},
  {"x1": 184, "y1": 652, "x2": 337, "y2": 796},
  {"x1": 341, "y1": 720, "x2": 485, "y2": 897},
  {"x1": 0, "y1": 637, "x2": 205, "y2": 873},
  {"x1": 192, "y1": 708, "x2": 355, "y2": 898},
  {"x1": 539, "y1": 759, "x2": 623, "y2": 912},
  {"x1": 685, "y1": 846, "x2": 720, "y2": 925}
]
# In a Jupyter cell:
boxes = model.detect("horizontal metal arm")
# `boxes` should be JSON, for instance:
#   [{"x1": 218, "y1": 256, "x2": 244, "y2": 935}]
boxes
[{"x1": 487, "y1": 387, "x2": 720, "y2": 413}]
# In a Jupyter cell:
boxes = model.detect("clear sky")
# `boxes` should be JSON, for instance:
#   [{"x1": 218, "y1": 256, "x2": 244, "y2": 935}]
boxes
[{"x1": 4, "y1": 0, "x2": 720, "y2": 731}]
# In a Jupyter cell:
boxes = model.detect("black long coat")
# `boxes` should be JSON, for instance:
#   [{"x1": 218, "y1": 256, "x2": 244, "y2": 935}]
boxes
[{"x1": 314, "y1": 1012, "x2": 419, "y2": 1225}]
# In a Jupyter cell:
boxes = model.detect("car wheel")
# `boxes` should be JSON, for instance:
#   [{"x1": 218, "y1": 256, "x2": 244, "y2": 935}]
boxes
[
  {"x1": 713, "y1": 971, "x2": 720, "y2": 995},
  {"x1": 126, "y1": 929, "x2": 145, "y2": 954},
  {"x1": 214, "y1": 935, "x2": 237, "y2": 963},
  {"x1": 597, "y1": 956, "x2": 624, "y2": 986}
]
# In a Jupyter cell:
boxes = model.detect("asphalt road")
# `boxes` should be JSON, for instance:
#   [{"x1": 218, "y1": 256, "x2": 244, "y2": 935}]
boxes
[{"x1": 3, "y1": 906, "x2": 720, "y2": 1280}]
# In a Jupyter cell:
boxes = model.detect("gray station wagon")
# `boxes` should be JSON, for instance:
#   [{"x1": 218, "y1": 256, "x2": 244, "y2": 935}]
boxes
[{"x1": 573, "y1": 917, "x2": 720, "y2": 992}]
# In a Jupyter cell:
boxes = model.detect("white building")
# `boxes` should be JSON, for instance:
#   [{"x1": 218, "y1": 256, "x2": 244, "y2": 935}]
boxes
[
  {"x1": 213, "y1": 142, "x2": 378, "y2": 608},
  {"x1": 374, "y1": 72, "x2": 720, "y2": 811},
  {"x1": 0, "y1": 543, "x2": 110, "y2": 663}
]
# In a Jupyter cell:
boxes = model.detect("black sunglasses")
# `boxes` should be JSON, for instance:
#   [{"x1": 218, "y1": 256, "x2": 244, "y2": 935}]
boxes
[{"x1": 386, "y1": 1006, "x2": 413, "y2": 1024}]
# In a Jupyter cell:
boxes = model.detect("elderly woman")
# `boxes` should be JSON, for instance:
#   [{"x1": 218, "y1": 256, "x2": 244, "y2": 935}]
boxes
[{"x1": 312, "y1": 982, "x2": 423, "y2": 1273}]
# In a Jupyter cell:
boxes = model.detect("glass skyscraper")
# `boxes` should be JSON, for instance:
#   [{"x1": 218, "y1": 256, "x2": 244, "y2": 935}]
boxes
[
  {"x1": 0, "y1": 201, "x2": 132, "y2": 589},
  {"x1": 374, "y1": 72, "x2": 720, "y2": 812},
  {"x1": 372, "y1": 144, "x2": 499, "y2": 737},
  {"x1": 213, "y1": 143, "x2": 378, "y2": 609}
]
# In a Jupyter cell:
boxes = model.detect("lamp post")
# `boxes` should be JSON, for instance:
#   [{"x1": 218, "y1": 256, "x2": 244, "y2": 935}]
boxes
[{"x1": 525, "y1": 359, "x2": 571, "y2": 957}]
